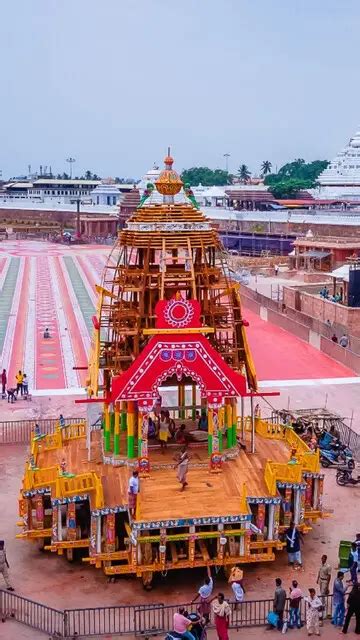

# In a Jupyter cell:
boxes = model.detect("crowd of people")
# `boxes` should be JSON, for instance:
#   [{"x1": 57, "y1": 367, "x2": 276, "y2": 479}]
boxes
[
  {"x1": 1, "y1": 368, "x2": 30, "y2": 402},
  {"x1": 319, "y1": 286, "x2": 343, "y2": 304},
  {"x1": 167, "y1": 542, "x2": 360, "y2": 640}
]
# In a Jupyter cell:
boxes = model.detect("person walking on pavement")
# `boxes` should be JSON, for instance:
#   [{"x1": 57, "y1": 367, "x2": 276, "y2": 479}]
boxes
[
  {"x1": 0, "y1": 541, "x2": 14, "y2": 591},
  {"x1": 289, "y1": 579, "x2": 303, "y2": 629},
  {"x1": 317, "y1": 554, "x2": 331, "y2": 621},
  {"x1": 15, "y1": 370, "x2": 23, "y2": 396},
  {"x1": 273, "y1": 577, "x2": 286, "y2": 630},
  {"x1": 332, "y1": 571, "x2": 346, "y2": 627},
  {"x1": 191, "y1": 565, "x2": 214, "y2": 623},
  {"x1": 1, "y1": 369, "x2": 7, "y2": 397},
  {"x1": 342, "y1": 582, "x2": 360, "y2": 634},
  {"x1": 304, "y1": 588, "x2": 322, "y2": 636}
]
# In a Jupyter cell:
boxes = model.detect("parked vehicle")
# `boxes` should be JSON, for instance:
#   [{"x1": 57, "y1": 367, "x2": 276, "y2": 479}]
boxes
[
  {"x1": 336, "y1": 467, "x2": 360, "y2": 486},
  {"x1": 320, "y1": 444, "x2": 354, "y2": 469}
]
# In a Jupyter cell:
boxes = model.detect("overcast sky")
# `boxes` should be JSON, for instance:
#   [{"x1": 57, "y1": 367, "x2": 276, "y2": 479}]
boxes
[{"x1": 1, "y1": 0, "x2": 360, "y2": 179}]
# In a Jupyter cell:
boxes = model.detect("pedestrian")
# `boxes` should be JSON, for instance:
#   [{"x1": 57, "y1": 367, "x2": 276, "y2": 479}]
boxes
[
  {"x1": 212, "y1": 592, "x2": 231, "y2": 640},
  {"x1": 191, "y1": 565, "x2": 214, "y2": 623},
  {"x1": 331, "y1": 334, "x2": 338, "y2": 343},
  {"x1": 158, "y1": 410, "x2": 170, "y2": 452},
  {"x1": 22, "y1": 373, "x2": 28, "y2": 397},
  {"x1": 304, "y1": 588, "x2": 322, "y2": 636},
  {"x1": 59, "y1": 414, "x2": 65, "y2": 428},
  {"x1": 289, "y1": 579, "x2": 303, "y2": 629},
  {"x1": 285, "y1": 520, "x2": 303, "y2": 569},
  {"x1": 317, "y1": 554, "x2": 331, "y2": 618},
  {"x1": 342, "y1": 582, "x2": 360, "y2": 634},
  {"x1": 15, "y1": 370, "x2": 23, "y2": 396},
  {"x1": 348, "y1": 543, "x2": 358, "y2": 584},
  {"x1": 273, "y1": 577, "x2": 286, "y2": 630},
  {"x1": 176, "y1": 446, "x2": 189, "y2": 491},
  {"x1": 43, "y1": 327, "x2": 51, "y2": 339},
  {"x1": 274, "y1": 264, "x2": 279, "y2": 276},
  {"x1": 1, "y1": 368, "x2": 7, "y2": 397},
  {"x1": 229, "y1": 566, "x2": 245, "y2": 609},
  {"x1": 173, "y1": 607, "x2": 195, "y2": 640},
  {"x1": 339, "y1": 334, "x2": 349, "y2": 348},
  {"x1": 128, "y1": 470, "x2": 139, "y2": 517},
  {"x1": 0, "y1": 540, "x2": 14, "y2": 591},
  {"x1": 332, "y1": 571, "x2": 346, "y2": 627}
]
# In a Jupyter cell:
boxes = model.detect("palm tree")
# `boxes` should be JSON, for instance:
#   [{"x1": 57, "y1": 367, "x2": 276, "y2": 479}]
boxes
[
  {"x1": 261, "y1": 160, "x2": 272, "y2": 176},
  {"x1": 237, "y1": 164, "x2": 251, "y2": 184}
]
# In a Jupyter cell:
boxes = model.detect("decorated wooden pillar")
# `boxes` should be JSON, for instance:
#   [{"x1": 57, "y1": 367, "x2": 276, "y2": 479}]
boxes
[
  {"x1": 305, "y1": 476, "x2": 313, "y2": 509},
  {"x1": 283, "y1": 486, "x2": 293, "y2": 527},
  {"x1": 120, "y1": 401, "x2": 127, "y2": 431},
  {"x1": 318, "y1": 476, "x2": 324, "y2": 511},
  {"x1": 225, "y1": 398, "x2": 232, "y2": 449},
  {"x1": 89, "y1": 514, "x2": 98, "y2": 556},
  {"x1": 273, "y1": 502, "x2": 280, "y2": 540},
  {"x1": 217, "y1": 524, "x2": 225, "y2": 561},
  {"x1": 97, "y1": 515, "x2": 102, "y2": 554},
  {"x1": 114, "y1": 402, "x2": 120, "y2": 456},
  {"x1": 21, "y1": 497, "x2": 29, "y2": 533},
  {"x1": 66, "y1": 502, "x2": 77, "y2": 541},
  {"x1": 35, "y1": 495, "x2": 44, "y2": 530},
  {"x1": 239, "y1": 530, "x2": 245, "y2": 556},
  {"x1": 232, "y1": 397, "x2": 238, "y2": 446},
  {"x1": 191, "y1": 384, "x2": 197, "y2": 420},
  {"x1": 159, "y1": 528, "x2": 167, "y2": 570},
  {"x1": 268, "y1": 503, "x2": 275, "y2": 540},
  {"x1": 178, "y1": 384, "x2": 185, "y2": 419},
  {"x1": 293, "y1": 487, "x2": 301, "y2": 525},
  {"x1": 104, "y1": 403, "x2": 111, "y2": 453},
  {"x1": 312, "y1": 477, "x2": 319, "y2": 509},
  {"x1": 244, "y1": 523, "x2": 251, "y2": 557},
  {"x1": 256, "y1": 503, "x2": 266, "y2": 539},
  {"x1": 52, "y1": 505, "x2": 58, "y2": 543},
  {"x1": 208, "y1": 396, "x2": 223, "y2": 471},
  {"x1": 137, "y1": 400, "x2": 150, "y2": 474},
  {"x1": 57, "y1": 503, "x2": 63, "y2": 541},
  {"x1": 105, "y1": 512, "x2": 116, "y2": 553},
  {"x1": 299, "y1": 488, "x2": 306, "y2": 524},
  {"x1": 188, "y1": 525, "x2": 196, "y2": 564}
]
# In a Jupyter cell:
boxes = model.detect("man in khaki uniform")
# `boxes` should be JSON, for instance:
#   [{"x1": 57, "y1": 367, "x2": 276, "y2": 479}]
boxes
[
  {"x1": 0, "y1": 540, "x2": 14, "y2": 591},
  {"x1": 317, "y1": 554, "x2": 331, "y2": 621}
]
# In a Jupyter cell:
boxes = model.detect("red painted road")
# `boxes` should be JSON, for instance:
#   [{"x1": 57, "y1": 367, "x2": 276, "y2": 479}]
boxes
[{"x1": 245, "y1": 308, "x2": 355, "y2": 380}]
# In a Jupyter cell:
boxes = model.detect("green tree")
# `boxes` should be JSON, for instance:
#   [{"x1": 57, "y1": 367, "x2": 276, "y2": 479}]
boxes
[
  {"x1": 265, "y1": 159, "x2": 329, "y2": 187},
  {"x1": 237, "y1": 164, "x2": 251, "y2": 183},
  {"x1": 84, "y1": 170, "x2": 93, "y2": 180},
  {"x1": 181, "y1": 167, "x2": 231, "y2": 186},
  {"x1": 268, "y1": 179, "x2": 313, "y2": 199},
  {"x1": 261, "y1": 160, "x2": 272, "y2": 176}
]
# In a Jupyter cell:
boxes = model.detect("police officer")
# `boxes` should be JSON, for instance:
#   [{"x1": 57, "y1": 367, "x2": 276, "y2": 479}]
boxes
[{"x1": 0, "y1": 540, "x2": 14, "y2": 591}]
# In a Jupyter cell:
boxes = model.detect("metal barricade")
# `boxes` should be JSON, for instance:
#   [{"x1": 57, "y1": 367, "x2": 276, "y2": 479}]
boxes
[
  {"x1": 0, "y1": 417, "x2": 84, "y2": 444},
  {"x1": 0, "y1": 590, "x2": 64, "y2": 636}
]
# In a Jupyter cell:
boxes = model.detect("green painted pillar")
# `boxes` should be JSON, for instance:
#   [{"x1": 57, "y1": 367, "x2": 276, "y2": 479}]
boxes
[
  {"x1": 121, "y1": 401, "x2": 127, "y2": 431},
  {"x1": 104, "y1": 405, "x2": 111, "y2": 453},
  {"x1": 127, "y1": 401, "x2": 135, "y2": 459},
  {"x1": 114, "y1": 405, "x2": 120, "y2": 456}
]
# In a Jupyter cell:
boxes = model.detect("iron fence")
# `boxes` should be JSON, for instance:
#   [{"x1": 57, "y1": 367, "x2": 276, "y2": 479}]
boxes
[
  {"x1": 0, "y1": 590, "x2": 334, "y2": 638},
  {"x1": 0, "y1": 417, "x2": 84, "y2": 444},
  {"x1": 0, "y1": 590, "x2": 64, "y2": 637}
]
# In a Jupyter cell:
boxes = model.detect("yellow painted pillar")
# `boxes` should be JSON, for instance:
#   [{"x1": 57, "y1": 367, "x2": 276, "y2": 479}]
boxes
[
  {"x1": 226, "y1": 398, "x2": 232, "y2": 449},
  {"x1": 208, "y1": 407, "x2": 213, "y2": 455},
  {"x1": 232, "y1": 398, "x2": 238, "y2": 447},
  {"x1": 191, "y1": 384, "x2": 197, "y2": 420},
  {"x1": 178, "y1": 384, "x2": 185, "y2": 419}
]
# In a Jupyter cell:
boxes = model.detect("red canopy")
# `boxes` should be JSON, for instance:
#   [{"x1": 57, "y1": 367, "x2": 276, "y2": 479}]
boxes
[{"x1": 111, "y1": 333, "x2": 246, "y2": 404}]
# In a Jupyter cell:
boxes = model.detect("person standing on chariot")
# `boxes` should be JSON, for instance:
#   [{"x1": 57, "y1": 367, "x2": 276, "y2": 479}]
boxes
[
  {"x1": 176, "y1": 446, "x2": 189, "y2": 491},
  {"x1": 128, "y1": 470, "x2": 140, "y2": 517}
]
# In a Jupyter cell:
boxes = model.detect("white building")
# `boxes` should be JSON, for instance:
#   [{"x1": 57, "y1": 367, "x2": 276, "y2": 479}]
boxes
[
  {"x1": 314, "y1": 127, "x2": 360, "y2": 200},
  {"x1": 91, "y1": 178, "x2": 130, "y2": 206}
]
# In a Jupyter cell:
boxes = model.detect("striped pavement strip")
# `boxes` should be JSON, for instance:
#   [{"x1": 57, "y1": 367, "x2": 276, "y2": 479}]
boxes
[
  {"x1": 58, "y1": 256, "x2": 92, "y2": 354},
  {"x1": 48, "y1": 256, "x2": 79, "y2": 388},
  {"x1": 73, "y1": 256, "x2": 97, "y2": 306},
  {"x1": 0, "y1": 257, "x2": 11, "y2": 292},
  {"x1": 0, "y1": 257, "x2": 23, "y2": 371},
  {"x1": 22, "y1": 256, "x2": 36, "y2": 389},
  {"x1": 62, "y1": 256, "x2": 95, "y2": 336}
]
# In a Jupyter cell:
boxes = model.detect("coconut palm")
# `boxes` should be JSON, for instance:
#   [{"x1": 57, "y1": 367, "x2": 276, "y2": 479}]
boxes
[
  {"x1": 261, "y1": 160, "x2": 272, "y2": 176},
  {"x1": 237, "y1": 164, "x2": 251, "y2": 183}
]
